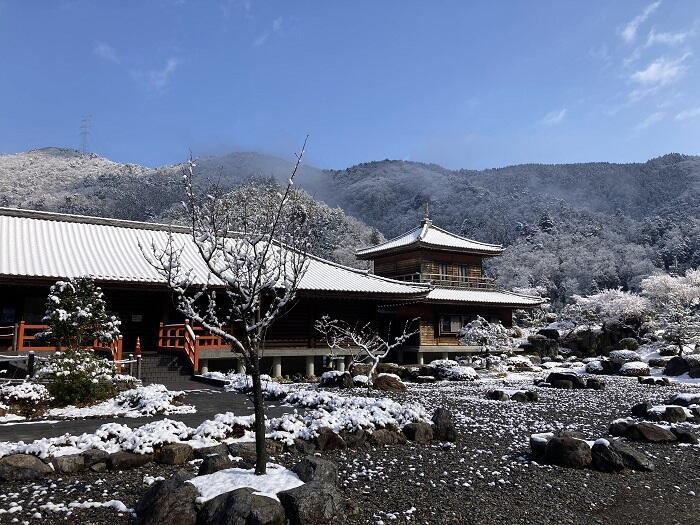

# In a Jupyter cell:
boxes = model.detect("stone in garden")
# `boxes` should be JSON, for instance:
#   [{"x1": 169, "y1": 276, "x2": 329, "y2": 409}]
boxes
[
  {"x1": 666, "y1": 393, "x2": 700, "y2": 407},
  {"x1": 525, "y1": 390, "x2": 539, "y2": 402},
  {"x1": 402, "y1": 422, "x2": 434, "y2": 443},
  {"x1": 486, "y1": 389, "x2": 510, "y2": 401},
  {"x1": 369, "y1": 429, "x2": 407, "y2": 446},
  {"x1": 510, "y1": 391, "x2": 531, "y2": 403},
  {"x1": 550, "y1": 379, "x2": 574, "y2": 389},
  {"x1": 608, "y1": 420, "x2": 632, "y2": 436},
  {"x1": 659, "y1": 346, "x2": 679, "y2": 357},
  {"x1": 432, "y1": 408, "x2": 457, "y2": 442},
  {"x1": 671, "y1": 427, "x2": 699, "y2": 444},
  {"x1": 50, "y1": 454, "x2": 85, "y2": 474},
  {"x1": 662, "y1": 406, "x2": 687, "y2": 423},
  {"x1": 623, "y1": 422, "x2": 676, "y2": 443},
  {"x1": 376, "y1": 362, "x2": 407, "y2": 378},
  {"x1": 198, "y1": 454, "x2": 236, "y2": 476},
  {"x1": 631, "y1": 401, "x2": 652, "y2": 418},
  {"x1": 291, "y1": 456, "x2": 338, "y2": 484},
  {"x1": 689, "y1": 367, "x2": 700, "y2": 378},
  {"x1": 609, "y1": 441, "x2": 654, "y2": 471},
  {"x1": 591, "y1": 440, "x2": 625, "y2": 472},
  {"x1": 108, "y1": 451, "x2": 153, "y2": 470},
  {"x1": 135, "y1": 479, "x2": 198, "y2": 525},
  {"x1": 293, "y1": 438, "x2": 317, "y2": 455},
  {"x1": 155, "y1": 443, "x2": 193, "y2": 465},
  {"x1": 340, "y1": 428, "x2": 367, "y2": 448},
  {"x1": 544, "y1": 436, "x2": 592, "y2": 468},
  {"x1": 546, "y1": 372, "x2": 587, "y2": 389},
  {"x1": 315, "y1": 427, "x2": 347, "y2": 451},
  {"x1": 197, "y1": 487, "x2": 285, "y2": 525},
  {"x1": 529, "y1": 433, "x2": 553, "y2": 458},
  {"x1": 415, "y1": 375, "x2": 437, "y2": 384},
  {"x1": 537, "y1": 328, "x2": 560, "y2": 340},
  {"x1": 373, "y1": 373, "x2": 407, "y2": 392},
  {"x1": 229, "y1": 441, "x2": 283, "y2": 464},
  {"x1": 173, "y1": 469, "x2": 195, "y2": 482},
  {"x1": 619, "y1": 361, "x2": 650, "y2": 377},
  {"x1": 319, "y1": 371, "x2": 353, "y2": 389},
  {"x1": 0, "y1": 454, "x2": 53, "y2": 481},
  {"x1": 278, "y1": 481, "x2": 344, "y2": 525},
  {"x1": 586, "y1": 377, "x2": 605, "y2": 390},
  {"x1": 664, "y1": 356, "x2": 690, "y2": 376},
  {"x1": 81, "y1": 449, "x2": 109, "y2": 472},
  {"x1": 193, "y1": 443, "x2": 229, "y2": 460}
]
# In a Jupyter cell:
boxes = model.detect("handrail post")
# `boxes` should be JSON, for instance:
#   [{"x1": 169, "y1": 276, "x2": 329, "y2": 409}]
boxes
[
  {"x1": 136, "y1": 355, "x2": 142, "y2": 380},
  {"x1": 128, "y1": 353, "x2": 134, "y2": 377},
  {"x1": 12, "y1": 323, "x2": 18, "y2": 353},
  {"x1": 17, "y1": 321, "x2": 25, "y2": 353},
  {"x1": 27, "y1": 351, "x2": 35, "y2": 378}
]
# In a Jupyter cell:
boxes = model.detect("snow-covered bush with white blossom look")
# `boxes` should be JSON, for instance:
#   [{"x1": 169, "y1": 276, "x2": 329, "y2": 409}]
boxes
[
  {"x1": 41, "y1": 277, "x2": 121, "y2": 350},
  {"x1": 459, "y1": 316, "x2": 515, "y2": 359}
]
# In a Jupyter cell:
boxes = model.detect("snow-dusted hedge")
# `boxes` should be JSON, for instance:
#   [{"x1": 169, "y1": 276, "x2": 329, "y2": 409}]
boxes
[
  {"x1": 36, "y1": 350, "x2": 117, "y2": 405},
  {"x1": 201, "y1": 372, "x2": 288, "y2": 400},
  {"x1": 0, "y1": 382, "x2": 52, "y2": 416}
]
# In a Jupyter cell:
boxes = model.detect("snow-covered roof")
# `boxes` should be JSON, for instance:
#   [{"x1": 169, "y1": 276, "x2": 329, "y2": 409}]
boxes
[
  {"x1": 426, "y1": 287, "x2": 543, "y2": 307},
  {"x1": 356, "y1": 219, "x2": 503, "y2": 258},
  {"x1": 0, "y1": 208, "x2": 430, "y2": 298}
]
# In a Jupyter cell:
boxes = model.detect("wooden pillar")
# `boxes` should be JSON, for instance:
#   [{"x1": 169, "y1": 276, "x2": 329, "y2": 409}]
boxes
[
  {"x1": 337, "y1": 358, "x2": 345, "y2": 373},
  {"x1": 272, "y1": 356, "x2": 282, "y2": 378},
  {"x1": 200, "y1": 359, "x2": 209, "y2": 375},
  {"x1": 305, "y1": 356, "x2": 315, "y2": 378}
]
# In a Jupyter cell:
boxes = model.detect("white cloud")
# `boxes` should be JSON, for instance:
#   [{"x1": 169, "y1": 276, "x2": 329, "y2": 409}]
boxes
[
  {"x1": 141, "y1": 58, "x2": 180, "y2": 91},
  {"x1": 621, "y1": 1, "x2": 662, "y2": 43},
  {"x1": 646, "y1": 27, "x2": 694, "y2": 46},
  {"x1": 633, "y1": 111, "x2": 665, "y2": 133},
  {"x1": 94, "y1": 42, "x2": 119, "y2": 63},
  {"x1": 252, "y1": 16, "x2": 284, "y2": 47},
  {"x1": 630, "y1": 53, "x2": 691, "y2": 86},
  {"x1": 540, "y1": 108, "x2": 567, "y2": 126},
  {"x1": 675, "y1": 107, "x2": 700, "y2": 121}
]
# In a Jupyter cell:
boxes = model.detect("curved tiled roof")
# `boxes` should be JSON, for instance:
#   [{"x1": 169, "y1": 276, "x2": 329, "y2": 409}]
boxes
[
  {"x1": 356, "y1": 220, "x2": 503, "y2": 258},
  {"x1": 426, "y1": 287, "x2": 543, "y2": 306},
  {"x1": 0, "y1": 208, "x2": 430, "y2": 297}
]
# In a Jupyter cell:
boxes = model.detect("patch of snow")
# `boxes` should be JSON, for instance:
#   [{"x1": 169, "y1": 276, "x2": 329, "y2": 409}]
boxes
[{"x1": 188, "y1": 463, "x2": 303, "y2": 502}]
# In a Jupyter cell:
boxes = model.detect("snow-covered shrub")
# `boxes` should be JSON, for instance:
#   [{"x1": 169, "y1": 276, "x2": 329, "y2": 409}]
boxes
[
  {"x1": 0, "y1": 382, "x2": 52, "y2": 416},
  {"x1": 568, "y1": 289, "x2": 652, "y2": 327},
  {"x1": 41, "y1": 277, "x2": 121, "y2": 350},
  {"x1": 608, "y1": 349, "x2": 642, "y2": 365},
  {"x1": 428, "y1": 359, "x2": 479, "y2": 381},
  {"x1": 201, "y1": 372, "x2": 288, "y2": 401},
  {"x1": 459, "y1": 316, "x2": 514, "y2": 355},
  {"x1": 619, "y1": 361, "x2": 650, "y2": 377},
  {"x1": 194, "y1": 412, "x2": 255, "y2": 441},
  {"x1": 36, "y1": 350, "x2": 116, "y2": 406},
  {"x1": 114, "y1": 385, "x2": 187, "y2": 416}
]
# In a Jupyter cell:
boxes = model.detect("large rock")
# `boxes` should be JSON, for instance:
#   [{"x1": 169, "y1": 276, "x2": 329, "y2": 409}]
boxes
[
  {"x1": 618, "y1": 338, "x2": 639, "y2": 350},
  {"x1": 0, "y1": 454, "x2": 53, "y2": 481},
  {"x1": 369, "y1": 429, "x2": 407, "y2": 446},
  {"x1": 228, "y1": 441, "x2": 284, "y2": 464},
  {"x1": 51, "y1": 454, "x2": 85, "y2": 474},
  {"x1": 402, "y1": 422, "x2": 434, "y2": 443},
  {"x1": 135, "y1": 479, "x2": 198, "y2": 525},
  {"x1": 108, "y1": 451, "x2": 153, "y2": 470},
  {"x1": 315, "y1": 427, "x2": 347, "y2": 451},
  {"x1": 197, "y1": 487, "x2": 285, "y2": 525},
  {"x1": 664, "y1": 356, "x2": 690, "y2": 376},
  {"x1": 591, "y1": 440, "x2": 625, "y2": 472},
  {"x1": 546, "y1": 372, "x2": 587, "y2": 389},
  {"x1": 671, "y1": 427, "x2": 699, "y2": 444},
  {"x1": 291, "y1": 456, "x2": 338, "y2": 485},
  {"x1": 81, "y1": 449, "x2": 109, "y2": 472},
  {"x1": 609, "y1": 441, "x2": 655, "y2": 471},
  {"x1": 155, "y1": 443, "x2": 193, "y2": 465},
  {"x1": 193, "y1": 444, "x2": 230, "y2": 460},
  {"x1": 319, "y1": 371, "x2": 353, "y2": 389},
  {"x1": 339, "y1": 428, "x2": 367, "y2": 448},
  {"x1": 432, "y1": 408, "x2": 457, "y2": 442},
  {"x1": 537, "y1": 328, "x2": 560, "y2": 341},
  {"x1": 527, "y1": 334, "x2": 559, "y2": 358},
  {"x1": 278, "y1": 482, "x2": 344, "y2": 525},
  {"x1": 663, "y1": 406, "x2": 687, "y2": 423},
  {"x1": 543, "y1": 436, "x2": 592, "y2": 468},
  {"x1": 586, "y1": 377, "x2": 605, "y2": 390},
  {"x1": 529, "y1": 433, "x2": 553, "y2": 458},
  {"x1": 199, "y1": 454, "x2": 236, "y2": 476},
  {"x1": 373, "y1": 374, "x2": 407, "y2": 393},
  {"x1": 631, "y1": 402, "x2": 651, "y2": 419},
  {"x1": 623, "y1": 422, "x2": 677, "y2": 443},
  {"x1": 486, "y1": 389, "x2": 510, "y2": 401}
]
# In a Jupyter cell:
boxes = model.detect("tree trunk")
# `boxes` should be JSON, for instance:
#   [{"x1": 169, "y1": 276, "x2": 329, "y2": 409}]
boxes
[{"x1": 250, "y1": 356, "x2": 268, "y2": 475}]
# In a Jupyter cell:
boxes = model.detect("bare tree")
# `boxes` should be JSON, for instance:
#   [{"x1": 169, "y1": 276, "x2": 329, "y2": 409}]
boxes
[
  {"x1": 142, "y1": 138, "x2": 311, "y2": 475},
  {"x1": 315, "y1": 315, "x2": 418, "y2": 382}
]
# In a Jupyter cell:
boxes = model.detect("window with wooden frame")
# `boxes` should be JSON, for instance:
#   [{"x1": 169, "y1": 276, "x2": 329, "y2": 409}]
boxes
[{"x1": 439, "y1": 314, "x2": 478, "y2": 334}]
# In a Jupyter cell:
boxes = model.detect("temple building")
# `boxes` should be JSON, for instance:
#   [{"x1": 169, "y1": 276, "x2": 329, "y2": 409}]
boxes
[{"x1": 0, "y1": 207, "x2": 540, "y2": 378}]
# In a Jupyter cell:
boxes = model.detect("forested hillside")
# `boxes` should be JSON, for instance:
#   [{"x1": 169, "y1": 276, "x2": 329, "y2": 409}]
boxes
[{"x1": 2, "y1": 147, "x2": 699, "y2": 305}]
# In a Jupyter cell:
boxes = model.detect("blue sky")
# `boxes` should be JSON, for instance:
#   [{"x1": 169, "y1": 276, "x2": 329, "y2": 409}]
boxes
[{"x1": 0, "y1": 1, "x2": 699, "y2": 169}]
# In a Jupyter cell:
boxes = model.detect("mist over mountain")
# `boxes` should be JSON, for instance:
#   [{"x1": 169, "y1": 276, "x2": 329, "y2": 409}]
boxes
[{"x1": 2, "y1": 147, "x2": 699, "y2": 305}]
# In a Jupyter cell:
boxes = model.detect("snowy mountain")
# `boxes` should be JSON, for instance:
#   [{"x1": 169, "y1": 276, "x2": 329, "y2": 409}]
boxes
[{"x1": 3, "y1": 147, "x2": 700, "y2": 302}]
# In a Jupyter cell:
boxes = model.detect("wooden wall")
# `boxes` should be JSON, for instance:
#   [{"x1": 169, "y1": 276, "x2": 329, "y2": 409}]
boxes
[{"x1": 372, "y1": 248, "x2": 485, "y2": 279}]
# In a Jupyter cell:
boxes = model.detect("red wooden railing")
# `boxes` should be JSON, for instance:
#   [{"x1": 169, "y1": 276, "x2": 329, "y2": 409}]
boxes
[
  {"x1": 157, "y1": 320, "x2": 234, "y2": 373},
  {"x1": 9, "y1": 321, "x2": 123, "y2": 362}
]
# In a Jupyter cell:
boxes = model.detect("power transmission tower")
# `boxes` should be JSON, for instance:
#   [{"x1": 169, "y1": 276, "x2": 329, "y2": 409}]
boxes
[{"x1": 79, "y1": 114, "x2": 91, "y2": 154}]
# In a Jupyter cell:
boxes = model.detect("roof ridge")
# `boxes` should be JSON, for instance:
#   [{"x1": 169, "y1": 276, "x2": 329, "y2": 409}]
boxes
[
  {"x1": 355, "y1": 224, "x2": 422, "y2": 254},
  {"x1": 427, "y1": 223, "x2": 503, "y2": 249}
]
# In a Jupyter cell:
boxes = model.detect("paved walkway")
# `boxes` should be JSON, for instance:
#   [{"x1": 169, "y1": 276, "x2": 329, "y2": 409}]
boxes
[{"x1": 0, "y1": 384, "x2": 293, "y2": 443}]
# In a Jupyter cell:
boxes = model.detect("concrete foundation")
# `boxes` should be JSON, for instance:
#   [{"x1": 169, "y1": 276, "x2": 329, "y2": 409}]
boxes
[
  {"x1": 272, "y1": 356, "x2": 282, "y2": 378},
  {"x1": 305, "y1": 356, "x2": 315, "y2": 377}
]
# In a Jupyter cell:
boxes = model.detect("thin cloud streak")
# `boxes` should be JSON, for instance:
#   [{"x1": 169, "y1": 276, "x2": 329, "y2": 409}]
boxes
[
  {"x1": 621, "y1": 1, "x2": 662, "y2": 43},
  {"x1": 541, "y1": 108, "x2": 567, "y2": 126}
]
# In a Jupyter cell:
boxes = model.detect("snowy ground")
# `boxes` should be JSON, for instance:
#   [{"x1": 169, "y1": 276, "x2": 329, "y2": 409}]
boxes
[{"x1": 0, "y1": 367, "x2": 698, "y2": 524}]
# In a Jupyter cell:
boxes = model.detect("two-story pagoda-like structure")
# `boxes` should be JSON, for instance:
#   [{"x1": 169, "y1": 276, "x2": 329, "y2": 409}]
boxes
[{"x1": 356, "y1": 214, "x2": 541, "y2": 364}]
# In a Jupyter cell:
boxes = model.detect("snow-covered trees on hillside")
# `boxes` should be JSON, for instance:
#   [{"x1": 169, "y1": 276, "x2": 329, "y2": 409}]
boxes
[
  {"x1": 143, "y1": 142, "x2": 312, "y2": 475},
  {"x1": 41, "y1": 277, "x2": 121, "y2": 350},
  {"x1": 566, "y1": 289, "x2": 652, "y2": 328}
]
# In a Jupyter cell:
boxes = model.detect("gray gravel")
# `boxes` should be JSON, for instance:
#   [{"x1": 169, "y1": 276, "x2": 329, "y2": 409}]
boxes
[{"x1": 0, "y1": 370, "x2": 698, "y2": 524}]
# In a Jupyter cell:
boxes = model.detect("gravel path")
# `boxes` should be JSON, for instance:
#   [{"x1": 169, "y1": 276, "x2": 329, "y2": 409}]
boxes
[{"x1": 0, "y1": 371, "x2": 698, "y2": 524}]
